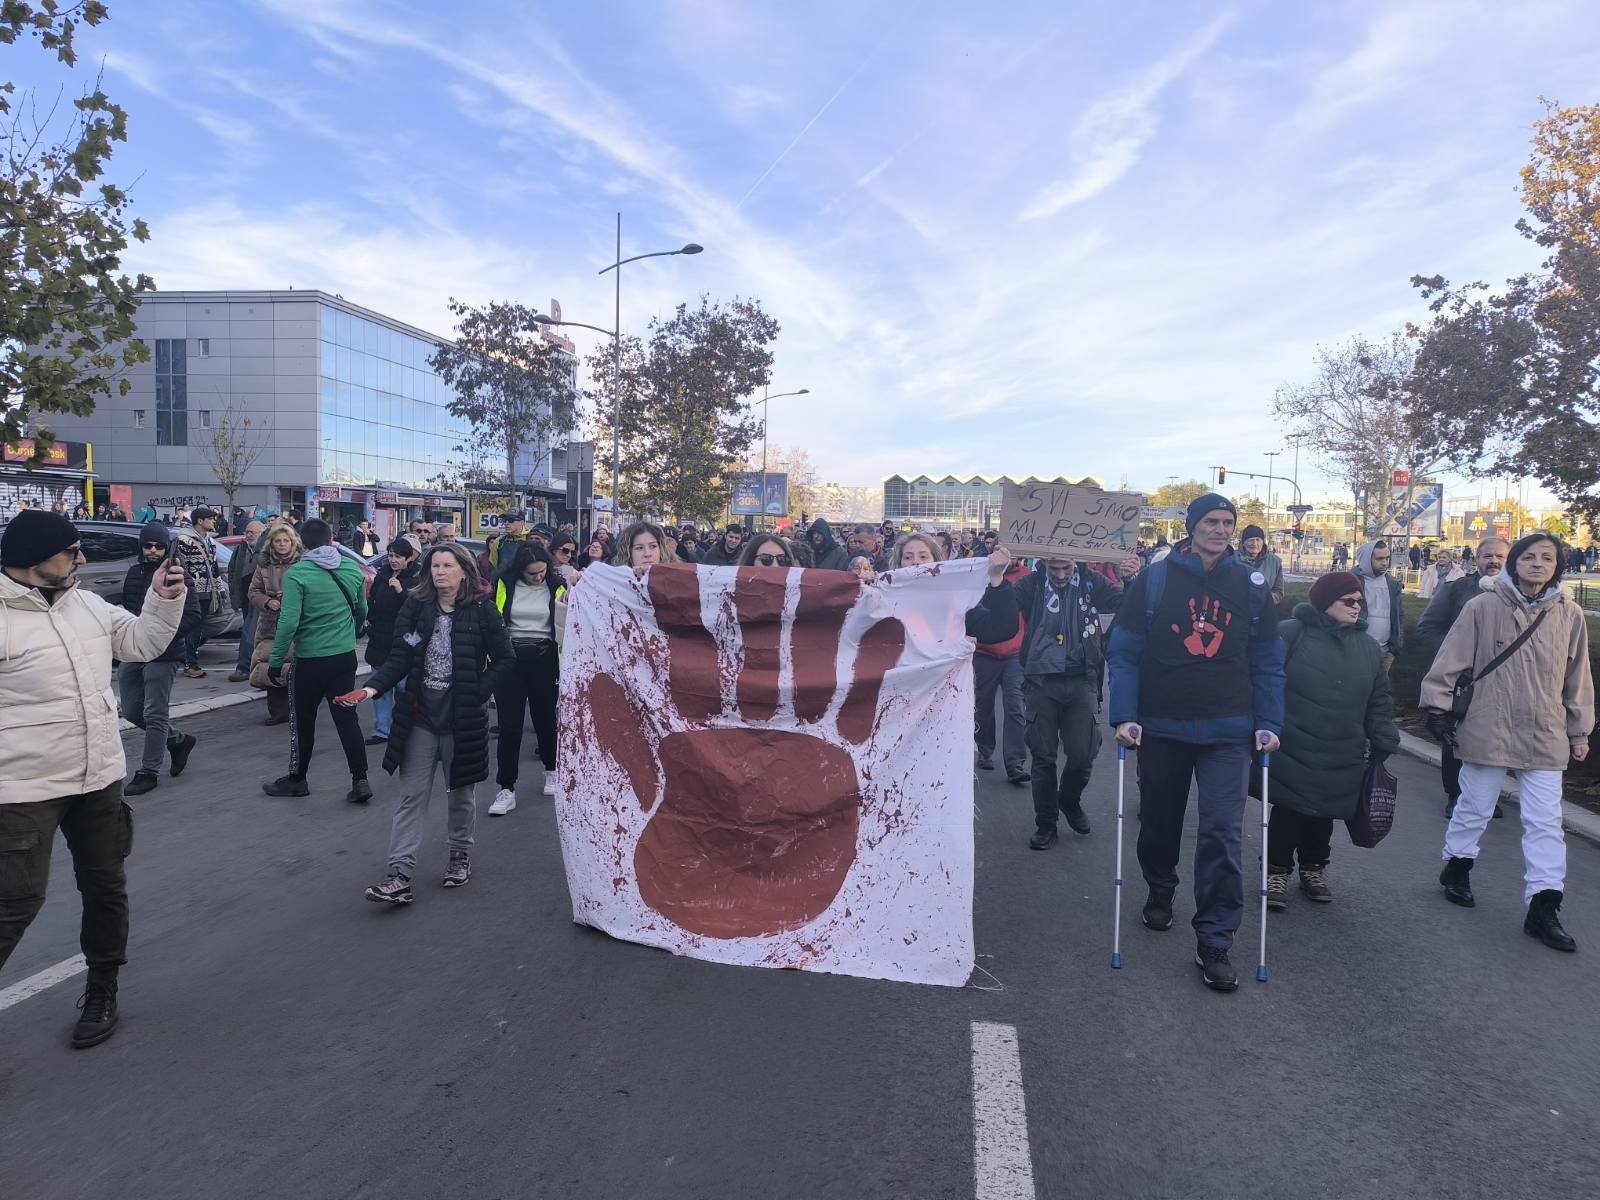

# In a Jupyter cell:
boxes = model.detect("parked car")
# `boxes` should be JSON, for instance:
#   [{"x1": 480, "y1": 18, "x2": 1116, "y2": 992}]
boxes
[
  {"x1": 217, "y1": 535, "x2": 376, "y2": 596},
  {"x1": 0, "y1": 518, "x2": 246, "y2": 634}
]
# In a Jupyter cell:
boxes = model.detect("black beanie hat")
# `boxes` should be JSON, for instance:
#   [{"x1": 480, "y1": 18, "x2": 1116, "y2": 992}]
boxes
[
  {"x1": 1, "y1": 509, "x2": 80, "y2": 569},
  {"x1": 1185, "y1": 492, "x2": 1238, "y2": 534},
  {"x1": 1240, "y1": 524, "x2": 1266, "y2": 543},
  {"x1": 139, "y1": 520, "x2": 171, "y2": 549}
]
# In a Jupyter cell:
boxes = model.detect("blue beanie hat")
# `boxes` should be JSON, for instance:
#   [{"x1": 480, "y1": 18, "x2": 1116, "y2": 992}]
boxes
[{"x1": 1186, "y1": 492, "x2": 1238, "y2": 534}]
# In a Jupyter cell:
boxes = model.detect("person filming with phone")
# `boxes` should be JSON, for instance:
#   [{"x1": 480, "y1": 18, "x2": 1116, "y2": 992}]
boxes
[
  {"x1": 1105, "y1": 493, "x2": 1286, "y2": 993},
  {"x1": 0, "y1": 509, "x2": 189, "y2": 1048}
]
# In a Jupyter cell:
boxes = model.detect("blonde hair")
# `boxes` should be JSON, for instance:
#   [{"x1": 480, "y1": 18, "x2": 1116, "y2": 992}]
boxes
[
  {"x1": 264, "y1": 524, "x2": 303, "y2": 563},
  {"x1": 893, "y1": 532, "x2": 945, "y2": 567}
]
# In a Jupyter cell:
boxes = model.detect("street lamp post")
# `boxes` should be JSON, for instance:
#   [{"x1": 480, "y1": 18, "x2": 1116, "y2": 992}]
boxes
[
  {"x1": 1264, "y1": 452, "x2": 1279, "y2": 522},
  {"x1": 537, "y1": 215, "x2": 702, "y2": 525},
  {"x1": 757, "y1": 386, "x2": 808, "y2": 526}
]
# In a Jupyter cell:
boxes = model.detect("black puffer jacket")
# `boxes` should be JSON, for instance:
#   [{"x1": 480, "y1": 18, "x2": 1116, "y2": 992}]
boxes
[
  {"x1": 119, "y1": 559, "x2": 203, "y2": 663},
  {"x1": 364, "y1": 561, "x2": 421, "y2": 667},
  {"x1": 364, "y1": 594, "x2": 514, "y2": 789},
  {"x1": 1272, "y1": 603, "x2": 1401, "y2": 820}
]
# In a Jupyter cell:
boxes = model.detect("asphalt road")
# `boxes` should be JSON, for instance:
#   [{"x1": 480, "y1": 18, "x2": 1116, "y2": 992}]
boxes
[{"x1": 2, "y1": 701, "x2": 1597, "y2": 1200}]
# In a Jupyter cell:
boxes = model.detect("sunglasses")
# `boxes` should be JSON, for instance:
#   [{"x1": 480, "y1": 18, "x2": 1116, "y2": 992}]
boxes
[
  {"x1": 141, "y1": 541, "x2": 166, "y2": 550},
  {"x1": 755, "y1": 554, "x2": 791, "y2": 567},
  {"x1": 555, "y1": 546, "x2": 572, "y2": 555},
  {"x1": 1337, "y1": 596, "x2": 1364, "y2": 608}
]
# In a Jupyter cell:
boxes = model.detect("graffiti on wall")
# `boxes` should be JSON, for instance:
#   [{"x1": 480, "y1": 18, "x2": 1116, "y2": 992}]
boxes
[{"x1": 1, "y1": 481, "x2": 83, "y2": 523}]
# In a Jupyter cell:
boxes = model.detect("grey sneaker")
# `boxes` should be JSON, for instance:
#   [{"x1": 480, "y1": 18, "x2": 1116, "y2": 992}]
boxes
[
  {"x1": 365, "y1": 873, "x2": 413, "y2": 905},
  {"x1": 1266, "y1": 871, "x2": 1290, "y2": 912},
  {"x1": 442, "y1": 850, "x2": 471, "y2": 888},
  {"x1": 1299, "y1": 865, "x2": 1333, "y2": 903}
]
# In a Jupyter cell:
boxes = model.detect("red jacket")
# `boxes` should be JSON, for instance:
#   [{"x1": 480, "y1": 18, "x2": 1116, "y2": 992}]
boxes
[{"x1": 975, "y1": 562, "x2": 1031, "y2": 659}]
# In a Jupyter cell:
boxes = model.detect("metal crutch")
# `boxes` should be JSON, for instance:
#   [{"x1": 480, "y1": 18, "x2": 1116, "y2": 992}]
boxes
[
  {"x1": 1257, "y1": 749, "x2": 1272, "y2": 983},
  {"x1": 1111, "y1": 743, "x2": 1126, "y2": 969}
]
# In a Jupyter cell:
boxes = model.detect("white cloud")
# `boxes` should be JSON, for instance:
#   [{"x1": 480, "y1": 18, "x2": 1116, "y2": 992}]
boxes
[
  {"x1": 1019, "y1": 11, "x2": 1237, "y2": 221},
  {"x1": 728, "y1": 84, "x2": 787, "y2": 119}
]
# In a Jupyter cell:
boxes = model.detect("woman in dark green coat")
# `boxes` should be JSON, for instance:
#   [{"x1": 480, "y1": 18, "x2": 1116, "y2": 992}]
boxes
[{"x1": 1268, "y1": 571, "x2": 1401, "y2": 909}]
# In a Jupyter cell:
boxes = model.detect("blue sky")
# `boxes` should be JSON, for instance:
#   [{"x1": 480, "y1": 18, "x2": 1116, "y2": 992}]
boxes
[{"x1": 18, "y1": 0, "x2": 1600, "y2": 504}]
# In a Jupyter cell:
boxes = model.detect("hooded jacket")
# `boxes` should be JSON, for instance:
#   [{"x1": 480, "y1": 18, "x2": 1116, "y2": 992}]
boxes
[
  {"x1": 1420, "y1": 572, "x2": 1595, "y2": 772},
  {"x1": 1417, "y1": 559, "x2": 1465, "y2": 600},
  {"x1": 119, "y1": 528, "x2": 204, "y2": 665},
  {"x1": 1354, "y1": 541, "x2": 1404, "y2": 655},
  {"x1": 0, "y1": 569, "x2": 183, "y2": 804},
  {"x1": 806, "y1": 519, "x2": 851, "y2": 571},
  {"x1": 268, "y1": 547, "x2": 369, "y2": 669},
  {"x1": 1236, "y1": 543, "x2": 1285, "y2": 606},
  {"x1": 1271, "y1": 602, "x2": 1400, "y2": 820}
]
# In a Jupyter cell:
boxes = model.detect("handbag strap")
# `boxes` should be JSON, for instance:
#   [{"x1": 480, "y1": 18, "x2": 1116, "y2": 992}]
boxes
[
  {"x1": 1475, "y1": 607, "x2": 1549, "y2": 683},
  {"x1": 328, "y1": 567, "x2": 361, "y2": 628}
]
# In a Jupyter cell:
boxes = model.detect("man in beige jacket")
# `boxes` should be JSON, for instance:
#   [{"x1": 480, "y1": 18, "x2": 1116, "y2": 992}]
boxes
[
  {"x1": 0, "y1": 510, "x2": 187, "y2": 1048},
  {"x1": 1421, "y1": 531, "x2": 1594, "y2": 951}
]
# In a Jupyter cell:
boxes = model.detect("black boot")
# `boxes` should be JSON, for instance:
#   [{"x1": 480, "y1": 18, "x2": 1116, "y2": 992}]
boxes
[
  {"x1": 1142, "y1": 886, "x2": 1174, "y2": 931},
  {"x1": 1524, "y1": 890, "x2": 1577, "y2": 952},
  {"x1": 1028, "y1": 827, "x2": 1058, "y2": 851},
  {"x1": 71, "y1": 975, "x2": 119, "y2": 1049},
  {"x1": 1061, "y1": 799, "x2": 1091, "y2": 836},
  {"x1": 1439, "y1": 856, "x2": 1475, "y2": 907}
]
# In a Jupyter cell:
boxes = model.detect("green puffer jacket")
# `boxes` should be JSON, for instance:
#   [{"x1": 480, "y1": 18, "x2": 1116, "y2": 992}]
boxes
[{"x1": 1272, "y1": 602, "x2": 1401, "y2": 819}]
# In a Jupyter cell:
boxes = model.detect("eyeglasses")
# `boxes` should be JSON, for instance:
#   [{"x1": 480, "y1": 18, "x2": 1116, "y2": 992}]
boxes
[
  {"x1": 755, "y1": 554, "x2": 791, "y2": 567},
  {"x1": 555, "y1": 546, "x2": 572, "y2": 556},
  {"x1": 1337, "y1": 596, "x2": 1364, "y2": 608}
]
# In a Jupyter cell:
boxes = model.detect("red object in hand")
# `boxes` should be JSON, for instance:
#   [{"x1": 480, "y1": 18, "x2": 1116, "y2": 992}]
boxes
[{"x1": 334, "y1": 690, "x2": 369, "y2": 706}]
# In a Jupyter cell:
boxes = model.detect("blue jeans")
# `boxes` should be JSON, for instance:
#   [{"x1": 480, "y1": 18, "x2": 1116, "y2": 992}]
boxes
[
  {"x1": 119, "y1": 660, "x2": 184, "y2": 773},
  {"x1": 1135, "y1": 735, "x2": 1250, "y2": 949},
  {"x1": 234, "y1": 601, "x2": 257, "y2": 672},
  {"x1": 372, "y1": 689, "x2": 394, "y2": 738}
]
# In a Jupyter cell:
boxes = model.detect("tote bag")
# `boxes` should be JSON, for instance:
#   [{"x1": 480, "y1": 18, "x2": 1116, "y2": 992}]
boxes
[{"x1": 1346, "y1": 759, "x2": 1398, "y2": 848}]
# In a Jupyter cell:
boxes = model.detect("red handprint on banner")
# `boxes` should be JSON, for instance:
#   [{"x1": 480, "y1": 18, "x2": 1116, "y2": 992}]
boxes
[
  {"x1": 573, "y1": 566, "x2": 906, "y2": 940},
  {"x1": 1172, "y1": 596, "x2": 1231, "y2": 658}
]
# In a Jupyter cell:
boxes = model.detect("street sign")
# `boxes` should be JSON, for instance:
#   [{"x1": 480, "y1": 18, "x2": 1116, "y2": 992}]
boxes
[
  {"x1": 1141, "y1": 506, "x2": 1187, "y2": 520},
  {"x1": 1286, "y1": 504, "x2": 1313, "y2": 514}
]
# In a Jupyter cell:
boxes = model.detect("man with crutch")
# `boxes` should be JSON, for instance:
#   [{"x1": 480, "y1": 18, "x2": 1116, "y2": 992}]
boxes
[{"x1": 1105, "y1": 493, "x2": 1285, "y2": 991}]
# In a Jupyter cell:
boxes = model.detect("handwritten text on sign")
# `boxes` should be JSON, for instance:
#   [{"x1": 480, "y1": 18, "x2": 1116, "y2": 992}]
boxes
[{"x1": 999, "y1": 483, "x2": 1145, "y2": 563}]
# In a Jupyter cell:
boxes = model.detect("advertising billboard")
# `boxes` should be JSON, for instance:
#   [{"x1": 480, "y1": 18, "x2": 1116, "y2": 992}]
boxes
[{"x1": 730, "y1": 472, "x2": 788, "y2": 517}]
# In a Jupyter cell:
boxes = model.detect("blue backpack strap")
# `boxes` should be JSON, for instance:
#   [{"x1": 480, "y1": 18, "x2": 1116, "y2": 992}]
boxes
[{"x1": 1143, "y1": 558, "x2": 1168, "y2": 624}]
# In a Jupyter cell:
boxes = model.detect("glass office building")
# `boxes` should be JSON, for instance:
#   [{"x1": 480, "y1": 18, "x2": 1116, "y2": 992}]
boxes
[
  {"x1": 882, "y1": 474, "x2": 1105, "y2": 526},
  {"x1": 316, "y1": 304, "x2": 464, "y2": 490}
]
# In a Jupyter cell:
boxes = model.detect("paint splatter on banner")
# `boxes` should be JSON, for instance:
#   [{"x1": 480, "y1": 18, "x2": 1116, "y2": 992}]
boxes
[{"x1": 556, "y1": 557, "x2": 988, "y2": 986}]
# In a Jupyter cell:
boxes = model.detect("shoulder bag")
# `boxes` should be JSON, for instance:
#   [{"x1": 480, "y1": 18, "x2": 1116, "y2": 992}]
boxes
[{"x1": 1450, "y1": 608, "x2": 1549, "y2": 719}]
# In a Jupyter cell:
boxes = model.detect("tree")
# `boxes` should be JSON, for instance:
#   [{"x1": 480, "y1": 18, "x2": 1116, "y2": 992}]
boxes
[
  {"x1": 197, "y1": 399, "x2": 270, "y2": 518},
  {"x1": 1273, "y1": 333, "x2": 1447, "y2": 537},
  {"x1": 586, "y1": 297, "x2": 777, "y2": 524},
  {"x1": 1145, "y1": 479, "x2": 1211, "y2": 509},
  {"x1": 429, "y1": 299, "x2": 578, "y2": 503},
  {"x1": 2, "y1": 1, "x2": 153, "y2": 459},
  {"x1": 1404, "y1": 101, "x2": 1600, "y2": 526}
]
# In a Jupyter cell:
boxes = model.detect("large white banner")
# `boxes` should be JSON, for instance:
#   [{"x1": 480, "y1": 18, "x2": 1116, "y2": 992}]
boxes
[{"x1": 555, "y1": 557, "x2": 989, "y2": 986}]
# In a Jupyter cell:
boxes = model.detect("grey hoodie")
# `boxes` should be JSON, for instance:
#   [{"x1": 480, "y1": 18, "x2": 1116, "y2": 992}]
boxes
[{"x1": 1355, "y1": 540, "x2": 1403, "y2": 654}]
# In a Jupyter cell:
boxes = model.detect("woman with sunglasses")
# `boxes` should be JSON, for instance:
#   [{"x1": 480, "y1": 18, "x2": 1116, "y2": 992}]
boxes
[
  {"x1": 1263, "y1": 570, "x2": 1399, "y2": 911},
  {"x1": 738, "y1": 534, "x2": 794, "y2": 569},
  {"x1": 547, "y1": 532, "x2": 580, "y2": 584}
]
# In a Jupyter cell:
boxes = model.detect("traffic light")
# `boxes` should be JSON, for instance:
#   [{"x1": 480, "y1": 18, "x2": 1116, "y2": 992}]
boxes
[{"x1": 1217, "y1": 466, "x2": 1227, "y2": 486}]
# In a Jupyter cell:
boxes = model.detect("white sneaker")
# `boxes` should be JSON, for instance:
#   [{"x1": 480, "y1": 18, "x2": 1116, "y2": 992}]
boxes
[
  {"x1": 542, "y1": 775, "x2": 557, "y2": 797},
  {"x1": 488, "y1": 788, "x2": 517, "y2": 816}
]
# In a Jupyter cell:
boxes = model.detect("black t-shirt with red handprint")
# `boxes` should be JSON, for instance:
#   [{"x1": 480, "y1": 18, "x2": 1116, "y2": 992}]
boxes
[{"x1": 1141, "y1": 557, "x2": 1255, "y2": 720}]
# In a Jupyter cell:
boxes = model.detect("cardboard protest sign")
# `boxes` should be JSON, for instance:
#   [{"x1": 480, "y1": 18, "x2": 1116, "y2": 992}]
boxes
[
  {"x1": 555, "y1": 557, "x2": 990, "y2": 986},
  {"x1": 999, "y1": 482, "x2": 1144, "y2": 563}
]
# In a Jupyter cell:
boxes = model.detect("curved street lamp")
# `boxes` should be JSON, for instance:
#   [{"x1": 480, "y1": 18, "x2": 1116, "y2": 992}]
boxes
[
  {"x1": 757, "y1": 386, "x2": 809, "y2": 521},
  {"x1": 535, "y1": 217, "x2": 702, "y2": 519}
]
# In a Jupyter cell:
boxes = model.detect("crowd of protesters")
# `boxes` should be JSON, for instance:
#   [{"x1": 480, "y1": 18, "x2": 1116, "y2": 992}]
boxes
[{"x1": 1, "y1": 492, "x2": 1595, "y2": 1050}]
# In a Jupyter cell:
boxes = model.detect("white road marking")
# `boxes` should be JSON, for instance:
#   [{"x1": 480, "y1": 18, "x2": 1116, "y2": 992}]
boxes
[
  {"x1": 0, "y1": 956, "x2": 86, "y2": 1014},
  {"x1": 972, "y1": 1020, "x2": 1037, "y2": 1199}
]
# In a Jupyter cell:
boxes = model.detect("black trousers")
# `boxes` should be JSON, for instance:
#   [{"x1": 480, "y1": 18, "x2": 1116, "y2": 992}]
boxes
[
  {"x1": 495, "y1": 640, "x2": 560, "y2": 787},
  {"x1": 0, "y1": 782, "x2": 132, "y2": 980},
  {"x1": 1023, "y1": 674, "x2": 1100, "y2": 831},
  {"x1": 287, "y1": 651, "x2": 369, "y2": 782},
  {"x1": 1267, "y1": 806, "x2": 1333, "y2": 871}
]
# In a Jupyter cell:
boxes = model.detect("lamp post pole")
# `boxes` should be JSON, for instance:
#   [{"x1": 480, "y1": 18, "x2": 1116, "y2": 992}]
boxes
[
  {"x1": 537, "y1": 220, "x2": 702, "y2": 526},
  {"x1": 754, "y1": 386, "x2": 809, "y2": 527}
]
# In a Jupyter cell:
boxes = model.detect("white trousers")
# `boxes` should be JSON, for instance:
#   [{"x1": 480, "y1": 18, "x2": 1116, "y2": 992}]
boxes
[{"x1": 1443, "y1": 762, "x2": 1566, "y2": 902}]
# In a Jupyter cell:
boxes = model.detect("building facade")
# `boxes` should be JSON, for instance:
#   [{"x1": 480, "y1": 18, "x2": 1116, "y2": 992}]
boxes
[
  {"x1": 43, "y1": 289, "x2": 571, "y2": 542},
  {"x1": 881, "y1": 474, "x2": 1104, "y2": 527}
]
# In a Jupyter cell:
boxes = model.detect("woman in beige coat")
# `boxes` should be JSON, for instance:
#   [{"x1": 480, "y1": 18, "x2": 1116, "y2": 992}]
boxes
[
  {"x1": 1422, "y1": 531, "x2": 1594, "y2": 950},
  {"x1": 248, "y1": 524, "x2": 302, "y2": 726}
]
